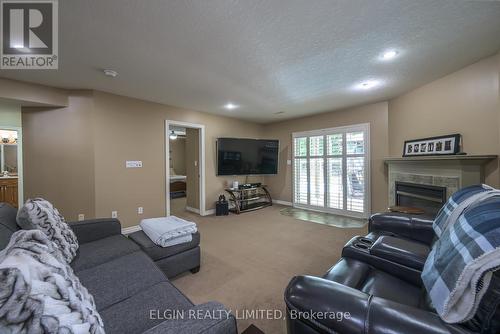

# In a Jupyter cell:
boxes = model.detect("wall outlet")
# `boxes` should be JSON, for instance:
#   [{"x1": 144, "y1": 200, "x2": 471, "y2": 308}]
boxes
[
  {"x1": 78, "y1": 214, "x2": 85, "y2": 221},
  {"x1": 194, "y1": 160, "x2": 198, "y2": 167},
  {"x1": 126, "y1": 161, "x2": 143, "y2": 168},
  {"x1": 111, "y1": 211, "x2": 118, "y2": 218},
  {"x1": 138, "y1": 207, "x2": 143, "y2": 215}
]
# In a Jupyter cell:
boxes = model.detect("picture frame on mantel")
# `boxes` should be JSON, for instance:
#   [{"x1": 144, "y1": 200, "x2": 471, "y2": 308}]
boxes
[{"x1": 403, "y1": 134, "x2": 461, "y2": 157}]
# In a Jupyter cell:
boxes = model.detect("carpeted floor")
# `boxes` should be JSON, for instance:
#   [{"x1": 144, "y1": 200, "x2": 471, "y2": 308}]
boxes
[{"x1": 171, "y1": 205, "x2": 367, "y2": 333}]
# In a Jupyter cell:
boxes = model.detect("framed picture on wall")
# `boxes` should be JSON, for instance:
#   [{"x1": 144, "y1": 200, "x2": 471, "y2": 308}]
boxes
[{"x1": 403, "y1": 134, "x2": 461, "y2": 157}]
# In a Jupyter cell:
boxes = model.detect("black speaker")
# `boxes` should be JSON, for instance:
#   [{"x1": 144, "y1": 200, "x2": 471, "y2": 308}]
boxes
[
  {"x1": 216, "y1": 202, "x2": 229, "y2": 216},
  {"x1": 216, "y1": 195, "x2": 229, "y2": 216}
]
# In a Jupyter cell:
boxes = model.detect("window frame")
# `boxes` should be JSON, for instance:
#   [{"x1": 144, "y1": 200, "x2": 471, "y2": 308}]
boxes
[{"x1": 292, "y1": 123, "x2": 371, "y2": 219}]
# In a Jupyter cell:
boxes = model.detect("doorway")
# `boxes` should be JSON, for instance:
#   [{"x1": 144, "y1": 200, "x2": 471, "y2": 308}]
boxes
[
  {"x1": 165, "y1": 121, "x2": 206, "y2": 216},
  {"x1": 0, "y1": 128, "x2": 23, "y2": 208}
]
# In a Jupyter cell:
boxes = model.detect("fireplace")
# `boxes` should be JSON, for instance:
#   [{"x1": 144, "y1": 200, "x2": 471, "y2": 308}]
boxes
[
  {"x1": 395, "y1": 181, "x2": 446, "y2": 217},
  {"x1": 386, "y1": 155, "x2": 496, "y2": 218}
]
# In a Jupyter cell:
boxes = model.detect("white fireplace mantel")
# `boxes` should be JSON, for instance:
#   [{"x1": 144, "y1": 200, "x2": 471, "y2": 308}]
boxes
[
  {"x1": 384, "y1": 155, "x2": 497, "y2": 206},
  {"x1": 384, "y1": 155, "x2": 497, "y2": 164}
]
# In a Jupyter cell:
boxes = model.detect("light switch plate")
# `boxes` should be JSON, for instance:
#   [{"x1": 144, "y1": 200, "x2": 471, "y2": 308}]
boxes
[
  {"x1": 111, "y1": 211, "x2": 118, "y2": 218},
  {"x1": 78, "y1": 214, "x2": 85, "y2": 221},
  {"x1": 126, "y1": 161, "x2": 142, "y2": 168},
  {"x1": 287, "y1": 160, "x2": 292, "y2": 165}
]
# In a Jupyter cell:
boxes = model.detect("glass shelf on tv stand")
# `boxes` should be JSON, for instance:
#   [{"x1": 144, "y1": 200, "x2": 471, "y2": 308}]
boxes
[{"x1": 224, "y1": 185, "x2": 272, "y2": 214}]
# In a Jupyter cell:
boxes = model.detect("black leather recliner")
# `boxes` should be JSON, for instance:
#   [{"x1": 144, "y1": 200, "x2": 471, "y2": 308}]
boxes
[
  {"x1": 341, "y1": 212, "x2": 435, "y2": 278},
  {"x1": 284, "y1": 212, "x2": 500, "y2": 334}
]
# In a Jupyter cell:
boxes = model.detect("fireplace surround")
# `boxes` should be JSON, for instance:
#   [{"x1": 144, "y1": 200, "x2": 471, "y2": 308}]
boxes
[{"x1": 385, "y1": 155, "x2": 496, "y2": 215}]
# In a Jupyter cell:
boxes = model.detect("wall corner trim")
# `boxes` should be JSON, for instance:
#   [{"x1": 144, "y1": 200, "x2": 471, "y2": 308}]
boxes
[
  {"x1": 186, "y1": 206, "x2": 200, "y2": 214},
  {"x1": 203, "y1": 208, "x2": 216, "y2": 216}
]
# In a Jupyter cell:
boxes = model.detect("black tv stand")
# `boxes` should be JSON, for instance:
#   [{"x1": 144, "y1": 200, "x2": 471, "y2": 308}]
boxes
[{"x1": 225, "y1": 185, "x2": 272, "y2": 214}]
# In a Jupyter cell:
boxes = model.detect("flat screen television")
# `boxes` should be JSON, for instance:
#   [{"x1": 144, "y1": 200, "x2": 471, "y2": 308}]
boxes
[{"x1": 217, "y1": 138, "x2": 279, "y2": 175}]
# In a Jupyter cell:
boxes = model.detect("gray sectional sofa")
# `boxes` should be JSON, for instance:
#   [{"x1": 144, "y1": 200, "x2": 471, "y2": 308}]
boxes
[
  {"x1": 128, "y1": 229, "x2": 201, "y2": 278},
  {"x1": 0, "y1": 203, "x2": 237, "y2": 334}
]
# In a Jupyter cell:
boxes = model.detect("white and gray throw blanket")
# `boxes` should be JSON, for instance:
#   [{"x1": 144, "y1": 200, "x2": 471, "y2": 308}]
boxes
[
  {"x1": 0, "y1": 229, "x2": 104, "y2": 334},
  {"x1": 140, "y1": 216, "x2": 197, "y2": 247},
  {"x1": 422, "y1": 195, "x2": 500, "y2": 323},
  {"x1": 17, "y1": 198, "x2": 79, "y2": 263},
  {"x1": 432, "y1": 184, "x2": 495, "y2": 238}
]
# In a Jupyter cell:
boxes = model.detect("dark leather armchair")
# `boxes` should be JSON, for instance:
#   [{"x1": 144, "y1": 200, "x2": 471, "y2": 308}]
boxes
[
  {"x1": 284, "y1": 212, "x2": 500, "y2": 334},
  {"x1": 285, "y1": 274, "x2": 473, "y2": 334},
  {"x1": 368, "y1": 212, "x2": 435, "y2": 245}
]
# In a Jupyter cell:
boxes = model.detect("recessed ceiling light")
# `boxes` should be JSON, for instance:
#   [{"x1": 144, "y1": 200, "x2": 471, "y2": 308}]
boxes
[
  {"x1": 103, "y1": 69, "x2": 119, "y2": 77},
  {"x1": 224, "y1": 103, "x2": 239, "y2": 110},
  {"x1": 381, "y1": 50, "x2": 398, "y2": 61},
  {"x1": 356, "y1": 80, "x2": 381, "y2": 90}
]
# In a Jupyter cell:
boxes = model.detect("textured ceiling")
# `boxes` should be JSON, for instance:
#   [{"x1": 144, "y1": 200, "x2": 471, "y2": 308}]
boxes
[{"x1": 1, "y1": 0, "x2": 500, "y2": 123}]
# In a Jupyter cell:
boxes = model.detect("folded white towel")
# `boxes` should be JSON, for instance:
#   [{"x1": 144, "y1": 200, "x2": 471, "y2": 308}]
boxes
[
  {"x1": 162, "y1": 234, "x2": 193, "y2": 247},
  {"x1": 140, "y1": 216, "x2": 197, "y2": 247}
]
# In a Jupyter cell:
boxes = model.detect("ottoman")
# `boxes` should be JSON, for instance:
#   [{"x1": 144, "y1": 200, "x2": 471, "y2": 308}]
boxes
[{"x1": 128, "y1": 230, "x2": 200, "y2": 278}]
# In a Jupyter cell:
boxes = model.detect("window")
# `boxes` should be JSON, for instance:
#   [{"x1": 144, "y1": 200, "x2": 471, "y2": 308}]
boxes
[{"x1": 292, "y1": 124, "x2": 370, "y2": 218}]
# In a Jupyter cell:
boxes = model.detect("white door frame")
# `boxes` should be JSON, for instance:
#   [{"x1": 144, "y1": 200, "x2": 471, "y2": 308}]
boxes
[
  {"x1": 0, "y1": 126, "x2": 23, "y2": 207},
  {"x1": 165, "y1": 120, "x2": 206, "y2": 216}
]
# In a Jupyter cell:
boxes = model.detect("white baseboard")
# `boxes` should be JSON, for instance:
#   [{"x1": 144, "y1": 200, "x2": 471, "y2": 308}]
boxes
[
  {"x1": 273, "y1": 199, "x2": 292, "y2": 206},
  {"x1": 186, "y1": 206, "x2": 200, "y2": 214},
  {"x1": 122, "y1": 225, "x2": 141, "y2": 235},
  {"x1": 185, "y1": 206, "x2": 216, "y2": 216},
  {"x1": 203, "y1": 208, "x2": 216, "y2": 216}
]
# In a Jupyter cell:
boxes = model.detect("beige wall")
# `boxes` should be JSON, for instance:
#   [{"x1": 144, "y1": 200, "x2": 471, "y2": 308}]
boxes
[
  {"x1": 0, "y1": 78, "x2": 67, "y2": 107},
  {"x1": 15, "y1": 51, "x2": 500, "y2": 224},
  {"x1": 263, "y1": 50, "x2": 500, "y2": 213},
  {"x1": 263, "y1": 102, "x2": 389, "y2": 213},
  {"x1": 0, "y1": 100, "x2": 22, "y2": 127},
  {"x1": 22, "y1": 89, "x2": 264, "y2": 226},
  {"x1": 22, "y1": 91, "x2": 96, "y2": 219},
  {"x1": 388, "y1": 53, "x2": 500, "y2": 187},
  {"x1": 23, "y1": 90, "x2": 264, "y2": 226},
  {"x1": 91, "y1": 91, "x2": 264, "y2": 227},
  {"x1": 185, "y1": 128, "x2": 200, "y2": 209},
  {"x1": 169, "y1": 137, "x2": 186, "y2": 175}
]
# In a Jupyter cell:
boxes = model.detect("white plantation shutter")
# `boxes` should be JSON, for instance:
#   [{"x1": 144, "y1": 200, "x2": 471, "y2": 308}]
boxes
[
  {"x1": 347, "y1": 157, "x2": 365, "y2": 212},
  {"x1": 309, "y1": 158, "x2": 324, "y2": 206},
  {"x1": 293, "y1": 137, "x2": 308, "y2": 204},
  {"x1": 294, "y1": 137, "x2": 307, "y2": 157},
  {"x1": 294, "y1": 158, "x2": 308, "y2": 204},
  {"x1": 292, "y1": 124, "x2": 370, "y2": 218},
  {"x1": 309, "y1": 136, "x2": 324, "y2": 156},
  {"x1": 346, "y1": 131, "x2": 365, "y2": 212},
  {"x1": 327, "y1": 158, "x2": 343, "y2": 209},
  {"x1": 327, "y1": 134, "x2": 343, "y2": 210},
  {"x1": 309, "y1": 136, "x2": 324, "y2": 206}
]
